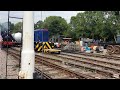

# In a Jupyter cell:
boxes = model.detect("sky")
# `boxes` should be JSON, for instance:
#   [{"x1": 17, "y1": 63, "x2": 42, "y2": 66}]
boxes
[{"x1": 0, "y1": 11, "x2": 84, "y2": 24}]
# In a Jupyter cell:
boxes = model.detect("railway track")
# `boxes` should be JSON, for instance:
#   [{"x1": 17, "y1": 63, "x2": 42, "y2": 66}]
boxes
[
  {"x1": 60, "y1": 52, "x2": 120, "y2": 67},
  {"x1": 9, "y1": 47, "x2": 120, "y2": 78},
  {"x1": 5, "y1": 49, "x2": 52, "y2": 79},
  {"x1": 64, "y1": 51, "x2": 120, "y2": 60},
  {"x1": 35, "y1": 55, "x2": 96, "y2": 79},
  {"x1": 13, "y1": 47, "x2": 120, "y2": 60},
  {"x1": 37, "y1": 53, "x2": 120, "y2": 78},
  {"x1": 7, "y1": 48, "x2": 97, "y2": 79}
]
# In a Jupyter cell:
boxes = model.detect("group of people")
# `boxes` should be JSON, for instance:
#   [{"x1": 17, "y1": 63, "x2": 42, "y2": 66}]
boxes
[
  {"x1": 79, "y1": 38, "x2": 104, "y2": 53},
  {"x1": 79, "y1": 39, "x2": 91, "y2": 52}
]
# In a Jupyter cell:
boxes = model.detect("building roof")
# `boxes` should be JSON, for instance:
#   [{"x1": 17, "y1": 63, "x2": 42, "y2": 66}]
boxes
[
  {"x1": 62, "y1": 38, "x2": 72, "y2": 40},
  {"x1": 34, "y1": 29, "x2": 48, "y2": 31}
]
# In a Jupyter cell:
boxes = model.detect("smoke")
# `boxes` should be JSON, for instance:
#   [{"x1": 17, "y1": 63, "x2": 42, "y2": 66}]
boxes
[{"x1": 0, "y1": 22, "x2": 8, "y2": 32}]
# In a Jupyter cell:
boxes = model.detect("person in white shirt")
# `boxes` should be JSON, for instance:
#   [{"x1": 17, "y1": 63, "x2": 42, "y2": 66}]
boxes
[
  {"x1": 79, "y1": 38, "x2": 84, "y2": 52},
  {"x1": 79, "y1": 38, "x2": 84, "y2": 47}
]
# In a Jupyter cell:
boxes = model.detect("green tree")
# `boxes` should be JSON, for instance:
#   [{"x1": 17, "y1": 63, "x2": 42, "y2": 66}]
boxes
[
  {"x1": 43, "y1": 16, "x2": 69, "y2": 38},
  {"x1": 10, "y1": 22, "x2": 14, "y2": 32},
  {"x1": 102, "y1": 11, "x2": 120, "y2": 42},
  {"x1": 63, "y1": 23, "x2": 77, "y2": 41},
  {"x1": 13, "y1": 22, "x2": 23, "y2": 33},
  {"x1": 70, "y1": 13, "x2": 87, "y2": 39},
  {"x1": 69, "y1": 11, "x2": 120, "y2": 42},
  {"x1": 34, "y1": 20, "x2": 44, "y2": 29}
]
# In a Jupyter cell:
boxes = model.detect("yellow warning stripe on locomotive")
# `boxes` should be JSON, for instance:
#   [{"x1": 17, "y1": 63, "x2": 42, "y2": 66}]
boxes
[{"x1": 35, "y1": 42, "x2": 54, "y2": 52}]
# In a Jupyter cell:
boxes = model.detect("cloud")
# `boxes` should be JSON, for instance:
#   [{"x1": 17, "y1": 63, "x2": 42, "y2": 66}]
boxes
[{"x1": 0, "y1": 11, "x2": 84, "y2": 24}]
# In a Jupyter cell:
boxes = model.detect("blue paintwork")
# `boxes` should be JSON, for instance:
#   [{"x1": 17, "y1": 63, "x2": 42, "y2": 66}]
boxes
[{"x1": 34, "y1": 29, "x2": 49, "y2": 42}]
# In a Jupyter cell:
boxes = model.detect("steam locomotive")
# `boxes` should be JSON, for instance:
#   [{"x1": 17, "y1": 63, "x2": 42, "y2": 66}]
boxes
[{"x1": 1, "y1": 31, "x2": 16, "y2": 48}]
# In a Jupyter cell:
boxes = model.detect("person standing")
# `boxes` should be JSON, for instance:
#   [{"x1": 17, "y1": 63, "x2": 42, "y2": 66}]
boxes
[
  {"x1": 79, "y1": 38, "x2": 84, "y2": 52},
  {"x1": 0, "y1": 35, "x2": 2, "y2": 50}
]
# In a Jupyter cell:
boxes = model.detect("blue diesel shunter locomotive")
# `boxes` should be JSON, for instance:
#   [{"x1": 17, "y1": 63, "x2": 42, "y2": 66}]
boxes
[{"x1": 34, "y1": 29, "x2": 61, "y2": 53}]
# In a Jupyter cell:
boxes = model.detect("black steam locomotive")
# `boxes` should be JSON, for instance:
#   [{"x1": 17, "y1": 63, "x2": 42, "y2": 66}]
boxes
[{"x1": 1, "y1": 31, "x2": 15, "y2": 48}]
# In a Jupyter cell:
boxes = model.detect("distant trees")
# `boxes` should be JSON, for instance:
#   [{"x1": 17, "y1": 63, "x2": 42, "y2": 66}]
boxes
[
  {"x1": 43, "y1": 16, "x2": 69, "y2": 38},
  {"x1": 69, "y1": 11, "x2": 120, "y2": 42},
  {"x1": 13, "y1": 22, "x2": 22, "y2": 33},
  {"x1": 9, "y1": 22, "x2": 14, "y2": 32},
  {"x1": 3, "y1": 11, "x2": 120, "y2": 42},
  {"x1": 34, "y1": 20, "x2": 44, "y2": 29}
]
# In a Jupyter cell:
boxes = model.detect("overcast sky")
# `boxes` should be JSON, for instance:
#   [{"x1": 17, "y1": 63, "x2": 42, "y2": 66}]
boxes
[{"x1": 0, "y1": 11, "x2": 84, "y2": 24}]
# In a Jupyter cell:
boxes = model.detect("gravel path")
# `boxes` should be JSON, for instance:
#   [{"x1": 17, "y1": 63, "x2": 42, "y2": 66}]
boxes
[{"x1": 0, "y1": 50, "x2": 19, "y2": 79}]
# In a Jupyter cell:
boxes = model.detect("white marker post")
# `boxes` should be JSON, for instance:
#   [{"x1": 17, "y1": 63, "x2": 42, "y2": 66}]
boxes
[{"x1": 19, "y1": 11, "x2": 35, "y2": 79}]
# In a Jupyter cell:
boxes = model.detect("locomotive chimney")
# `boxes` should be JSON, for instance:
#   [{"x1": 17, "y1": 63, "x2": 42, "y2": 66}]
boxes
[{"x1": 19, "y1": 11, "x2": 35, "y2": 79}]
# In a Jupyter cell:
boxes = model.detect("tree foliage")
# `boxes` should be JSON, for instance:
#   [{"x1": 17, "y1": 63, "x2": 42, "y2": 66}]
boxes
[
  {"x1": 10, "y1": 22, "x2": 14, "y2": 32},
  {"x1": 7, "y1": 11, "x2": 120, "y2": 43},
  {"x1": 69, "y1": 11, "x2": 120, "y2": 42},
  {"x1": 12, "y1": 22, "x2": 23, "y2": 33},
  {"x1": 43, "y1": 16, "x2": 69, "y2": 37},
  {"x1": 34, "y1": 20, "x2": 44, "y2": 29}
]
